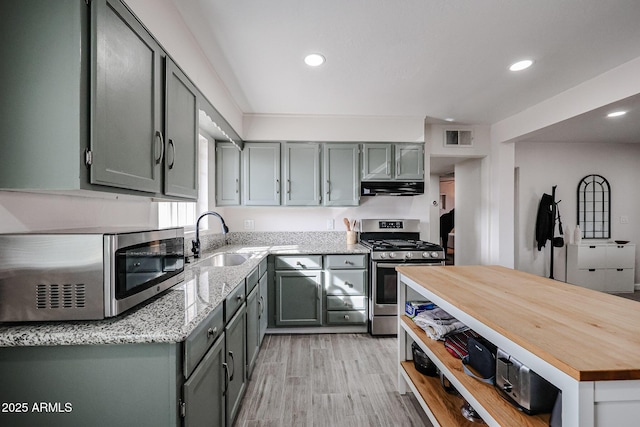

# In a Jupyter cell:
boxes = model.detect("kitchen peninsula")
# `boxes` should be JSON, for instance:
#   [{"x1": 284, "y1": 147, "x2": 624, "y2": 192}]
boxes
[
  {"x1": 397, "y1": 265, "x2": 640, "y2": 427},
  {"x1": 0, "y1": 235, "x2": 368, "y2": 427}
]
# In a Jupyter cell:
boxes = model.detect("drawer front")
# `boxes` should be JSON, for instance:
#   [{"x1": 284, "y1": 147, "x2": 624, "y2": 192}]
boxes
[
  {"x1": 325, "y1": 254, "x2": 367, "y2": 269},
  {"x1": 327, "y1": 295, "x2": 367, "y2": 311},
  {"x1": 327, "y1": 310, "x2": 367, "y2": 325},
  {"x1": 606, "y1": 245, "x2": 636, "y2": 268},
  {"x1": 325, "y1": 270, "x2": 367, "y2": 295},
  {"x1": 225, "y1": 280, "x2": 247, "y2": 322},
  {"x1": 184, "y1": 303, "x2": 224, "y2": 378},
  {"x1": 246, "y1": 266, "x2": 260, "y2": 293},
  {"x1": 576, "y1": 245, "x2": 607, "y2": 269},
  {"x1": 258, "y1": 257, "x2": 268, "y2": 277},
  {"x1": 570, "y1": 269, "x2": 605, "y2": 291},
  {"x1": 604, "y1": 268, "x2": 635, "y2": 293},
  {"x1": 274, "y1": 255, "x2": 322, "y2": 270}
]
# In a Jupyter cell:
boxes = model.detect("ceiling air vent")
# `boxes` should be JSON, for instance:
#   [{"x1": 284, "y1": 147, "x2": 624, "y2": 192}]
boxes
[{"x1": 36, "y1": 283, "x2": 87, "y2": 310}]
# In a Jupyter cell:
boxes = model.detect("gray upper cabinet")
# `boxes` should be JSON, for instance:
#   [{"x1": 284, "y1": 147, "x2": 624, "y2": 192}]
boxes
[
  {"x1": 324, "y1": 144, "x2": 360, "y2": 206},
  {"x1": 243, "y1": 143, "x2": 281, "y2": 206},
  {"x1": 394, "y1": 143, "x2": 424, "y2": 180},
  {"x1": 361, "y1": 143, "x2": 424, "y2": 181},
  {"x1": 0, "y1": 0, "x2": 201, "y2": 200},
  {"x1": 282, "y1": 143, "x2": 321, "y2": 206},
  {"x1": 164, "y1": 58, "x2": 198, "y2": 199},
  {"x1": 91, "y1": 0, "x2": 164, "y2": 194},
  {"x1": 362, "y1": 143, "x2": 393, "y2": 180},
  {"x1": 215, "y1": 143, "x2": 241, "y2": 206}
]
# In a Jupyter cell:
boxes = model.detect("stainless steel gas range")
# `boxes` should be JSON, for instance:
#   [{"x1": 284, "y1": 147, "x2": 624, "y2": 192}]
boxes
[{"x1": 359, "y1": 219, "x2": 445, "y2": 336}]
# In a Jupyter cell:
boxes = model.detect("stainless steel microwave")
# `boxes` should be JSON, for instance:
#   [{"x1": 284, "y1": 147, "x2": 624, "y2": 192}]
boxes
[{"x1": 0, "y1": 227, "x2": 185, "y2": 322}]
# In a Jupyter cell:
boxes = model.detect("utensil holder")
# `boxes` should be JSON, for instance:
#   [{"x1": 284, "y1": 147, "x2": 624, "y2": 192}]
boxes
[{"x1": 346, "y1": 231, "x2": 357, "y2": 245}]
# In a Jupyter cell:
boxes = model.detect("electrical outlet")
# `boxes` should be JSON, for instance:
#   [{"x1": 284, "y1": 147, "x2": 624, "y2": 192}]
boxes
[
  {"x1": 620, "y1": 215, "x2": 629, "y2": 224},
  {"x1": 326, "y1": 219, "x2": 334, "y2": 230},
  {"x1": 243, "y1": 219, "x2": 255, "y2": 230}
]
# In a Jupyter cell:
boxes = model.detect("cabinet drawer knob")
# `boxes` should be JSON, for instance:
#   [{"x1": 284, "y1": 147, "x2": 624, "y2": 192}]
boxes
[
  {"x1": 237, "y1": 294, "x2": 244, "y2": 301},
  {"x1": 207, "y1": 327, "x2": 217, "y2": 338},
  {"x1": 346, "y1": 282, "x2": 353, "y2": 288},
  {"x1": 344, "y1": 260, "x2": 353, "y2": 265},
  {"x1": 344, "y1": 302, "x2": 352, "y2": 307},
  {"x1": 344, "y1": 315, "x2": 350, "y2": 320}
]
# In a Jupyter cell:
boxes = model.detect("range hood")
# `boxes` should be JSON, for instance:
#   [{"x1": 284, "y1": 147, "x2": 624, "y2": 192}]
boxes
[{"x1": 361, "y1": 181, "x2": 424, "y2": 196}]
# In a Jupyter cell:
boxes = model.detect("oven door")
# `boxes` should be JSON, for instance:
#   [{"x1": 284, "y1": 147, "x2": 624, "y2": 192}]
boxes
[{"x1": 371, "y1": 261, "x2": 441, "y2": 315}]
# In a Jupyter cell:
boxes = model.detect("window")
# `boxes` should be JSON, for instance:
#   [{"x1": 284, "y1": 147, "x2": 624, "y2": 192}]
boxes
[{"x1": 158, "y1": 135, "x2": 210, "y2": 230}]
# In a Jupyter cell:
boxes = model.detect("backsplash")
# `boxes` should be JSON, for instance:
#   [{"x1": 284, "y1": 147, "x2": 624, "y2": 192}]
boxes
[{"x1": 184, "y1": 231, "x2": 351, "y2": 256}]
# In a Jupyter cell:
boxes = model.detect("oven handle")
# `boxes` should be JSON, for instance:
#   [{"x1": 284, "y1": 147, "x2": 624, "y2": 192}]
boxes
[{"x1": 374, "y1": 262, "x2": 441, "y2": 269}]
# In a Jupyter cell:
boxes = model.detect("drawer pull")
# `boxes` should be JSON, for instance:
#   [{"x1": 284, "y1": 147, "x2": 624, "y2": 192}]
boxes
[
  {"x1": 344, "y1": 315, "x2": 350, "y2": 320},
  {"x1": 344, "y1": 302, "x2": 352, "y2": 307},
  {"x1": 345, "y1": 282, "x2": 353, "y2": 288},
  {"x1": 237, "y1": 294, "x2": 244, "y2": 301},
  {"x1": 589, "y1": 269, "x2": 596, "y2": 272},
  {"x1": 589, "y1": 246, "x2": 596, "y2": 249},
  {"x1": 617, "y1": 268, "x2": 624, "y2": 271},
  {"x1": 296, "y1": 261, "x2": 306, "y2": 268},
  {"x1": 207, "y1": 327, "x2": 218, "y2": 338},
  {"x1": 344, "y1": 260, "x2": 354, "y2": 265}
]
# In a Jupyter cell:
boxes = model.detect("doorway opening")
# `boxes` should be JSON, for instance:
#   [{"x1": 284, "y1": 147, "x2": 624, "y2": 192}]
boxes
[{"x1": 439, "y1": 174, "x2": 455, "y2": 265}]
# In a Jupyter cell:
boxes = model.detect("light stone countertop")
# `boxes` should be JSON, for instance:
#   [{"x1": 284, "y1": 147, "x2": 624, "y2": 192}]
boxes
[{"x1": 0, "y1": 241, "x2": 369, "y2": 347}]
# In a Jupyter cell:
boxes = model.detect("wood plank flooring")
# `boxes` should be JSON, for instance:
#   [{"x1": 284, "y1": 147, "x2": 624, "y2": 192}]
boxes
[{"x1": 233, "y1": 334, "x2": 433, "y2": 427}]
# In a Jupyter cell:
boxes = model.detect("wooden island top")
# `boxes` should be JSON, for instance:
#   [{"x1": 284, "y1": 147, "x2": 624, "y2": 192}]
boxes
[{"x1": 396, "y1": 265, "x2": 640, "y2": 382}]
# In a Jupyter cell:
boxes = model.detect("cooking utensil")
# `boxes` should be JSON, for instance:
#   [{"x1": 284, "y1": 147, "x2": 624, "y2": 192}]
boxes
[{"x1": 343, "y1": 218, "x2": 351, "y2": 231}]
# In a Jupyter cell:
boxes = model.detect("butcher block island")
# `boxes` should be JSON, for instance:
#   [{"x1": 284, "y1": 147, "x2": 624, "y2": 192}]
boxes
[{"x1": 397, "y1": 265, "x2": 640, "y2": 427}]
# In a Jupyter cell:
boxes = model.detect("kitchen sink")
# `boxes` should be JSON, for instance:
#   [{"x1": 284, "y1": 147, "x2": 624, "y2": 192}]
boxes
[{"x1": 198, "y1": 252, "x2": 252, "y2": 267}]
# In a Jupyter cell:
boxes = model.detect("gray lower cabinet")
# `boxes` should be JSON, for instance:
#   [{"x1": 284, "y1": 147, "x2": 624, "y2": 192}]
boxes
[
  {"x1": 246, "y1": 267, "x2": 260, "y2": 379},
  {"x1": 225, "y1": 303, "x2": 247, "y2": 426},
  {"x1": 182, "y1": 334, "x2": 226, "y2": 427},
  {"x1": 216, "y1": 142, "x2": 241, "y2": 206},
  {"x1": 258, "y1": 269, "x2": 268, "y2": 344},
  {"x1": 243, "y1": 142, "x2": 281, "y2": 205},
  {"x1": 324, "y1": 254, "x2": 368, "y2": 326},
  {"x1": 274, "y1": 255, "x2": 323, "y2": 326},
  {"x1": 323, "y1": 143, "x2": 360, "y2": 206}
]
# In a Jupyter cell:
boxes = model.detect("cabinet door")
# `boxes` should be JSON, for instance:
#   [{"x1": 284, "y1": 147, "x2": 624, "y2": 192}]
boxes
[
  {"x1": 282, "y1": 143, "x2": 321, "y2": 206},
  {"x1": 323, "y1": 143, "x2": 360, "y2": 206},
  {"x1": 394, "y1": 144, "x2": 424, "y2": 180},
  {"x1": 275, "y1": 271, "x2": 322, "y2": 326},
  {"x1": 164, "y1": 58, "x2": 198, "y2": 199},
  {"x1": 362, "y1": 143, "x2": 392, "y2": 180},
  {"x1": 91, "y1": 0, "x2": 162, "y2": 193},
  {"x1": 225, "y1": 304, "x2": 246, "y2": 426},
  {"x1": 246, "y1": 286, "x2": 260, "y2": 379},
  {"x1": 258, "y1": 272, "x2": 268, "y2": 345},
  {"x1": 243, "y1": 143, "x2": 281, "y2": 205},
  {"x1": 183, "y1": 334, "x2": 225, "y2": 427},
  {"x1": 215, "y1": 143, "x2": 241, "y2": 206}
]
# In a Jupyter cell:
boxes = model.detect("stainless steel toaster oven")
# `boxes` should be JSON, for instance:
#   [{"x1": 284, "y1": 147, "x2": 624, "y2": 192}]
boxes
[{"x1": 0, "y1": 227, "x2": 184, "y2": 322}]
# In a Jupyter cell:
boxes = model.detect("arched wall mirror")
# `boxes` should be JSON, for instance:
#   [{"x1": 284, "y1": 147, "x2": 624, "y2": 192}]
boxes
[{"x1": 577, "y1": 174, "x2": 610, "y2": 239}]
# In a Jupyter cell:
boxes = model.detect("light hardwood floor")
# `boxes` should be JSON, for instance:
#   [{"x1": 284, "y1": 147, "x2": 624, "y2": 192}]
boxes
[{"x1": 233, "y1": 333, "x2": 433, "y2": 427}]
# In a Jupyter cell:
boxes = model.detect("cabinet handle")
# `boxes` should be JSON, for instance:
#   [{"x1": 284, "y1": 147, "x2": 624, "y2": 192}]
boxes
[
  {"x1": 287, "y1": 179, "x2": 291, "y2": 194},
  {"x1": 222, "y1": 362, "x2": 230, "y2": 395},
  {"x1": 589, "y1": 246, "x2": 596, "y2": 249},
  {"x1": 396, "y1": 159, "x2": 400, "y2": 175},
  {"x1": 237, "y1": 294, "x2": 244, "y2": 302},
  {"x1": 207, "y1": 327, "x2": 217, "y2": 338},
  {"x1": 326, "y1": 180, "x2": 331, "y2": 196},
  {"x1": 228, "y1": 351, "x2": 235, "y2": 381},
  {"x1": 589, "y1": 269, "x2": 596, "y2": 272},
  {"x1": 344, "y1": 301, "x2": 352, "y2": 307},
  {"x1": 258, "y1": 297, "x2": 264, "y2": 316},
  {"x1": 346, "y1": 281, "x2": 354, "y2": 288},
  {"x1": 235, "y1": 178, "x2": 239, "y2": 194},
  {"x1": 296, "y1": 261, "x2": 306, "y2": 268},
  {"x1": 344, "y1": 260, "x2": 354, "y2": 265},
  {"x1": 344, "y1": 315, "x2": 350, "y2": 320},
  {"x1": 276, "y1": 179, "x2": 280, "y2": 194},
  {"x1": 617, "y1": 268, "x2": 624, "y2": 271},
  {"x1": 154, "y1": 131, "x2": 165, "y2": 164},
  {"x1": 168, "y1": 139, "x2": 176, "y2": 169}
]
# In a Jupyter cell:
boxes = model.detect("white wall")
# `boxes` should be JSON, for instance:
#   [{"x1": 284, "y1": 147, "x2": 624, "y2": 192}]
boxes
[
  {"x1": 0, "y1": 191, "x2": 156, "y2": 233},
  {"x1": 515, "y1": 142, "x2": 640, "y2": 283},
  {"x1": 454, "y1": 158, "x2": 488, "y2": 265}
]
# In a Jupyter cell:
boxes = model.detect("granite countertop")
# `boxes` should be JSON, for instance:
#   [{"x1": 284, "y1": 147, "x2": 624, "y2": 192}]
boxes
[{"x1": 0, "y1": 240, "x2": 368, "y2": 347}]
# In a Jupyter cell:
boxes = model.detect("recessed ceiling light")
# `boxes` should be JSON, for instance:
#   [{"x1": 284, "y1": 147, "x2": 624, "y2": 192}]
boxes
[
  {"x1": 304, "y1": 53, "x2": 325, "y2": 67},
  {"x1": 509, "y1": 59, "x2": 533, "y2": 71},
  {"x1": 607, "y1": 111, "x2": 627, "y2": 118},
  {"x1": 444, "y1": 118, "x2": 455, "y2": 122}
]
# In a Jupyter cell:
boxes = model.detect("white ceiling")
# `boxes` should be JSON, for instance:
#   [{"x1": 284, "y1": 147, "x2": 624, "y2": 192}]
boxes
[{"x1": 173, "y1": 0, "x2": 640, "y2": 160}]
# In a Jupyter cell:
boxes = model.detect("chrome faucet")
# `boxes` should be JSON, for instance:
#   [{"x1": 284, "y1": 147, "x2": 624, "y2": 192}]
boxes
[{"x1": 192, "y1": 211, "x2": 229, "y2": 258}]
